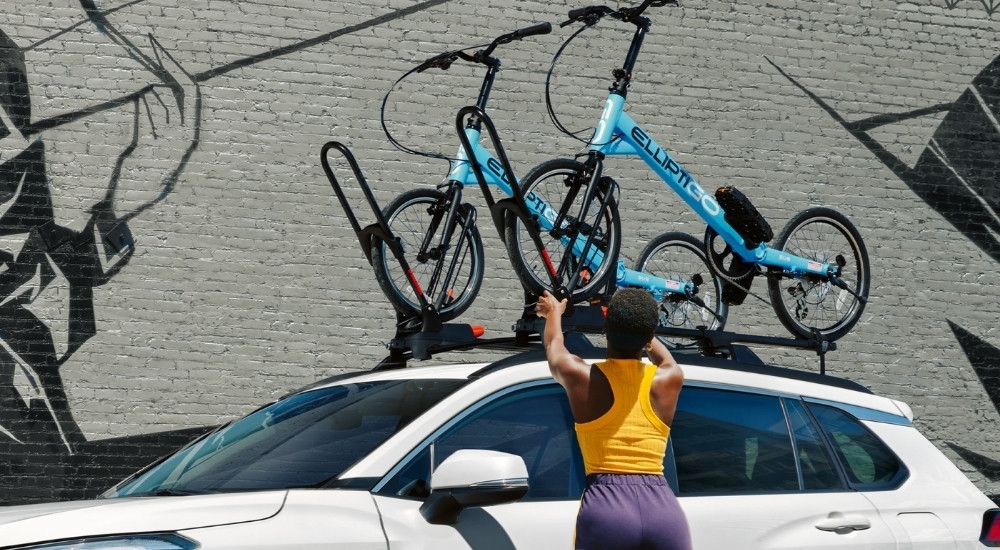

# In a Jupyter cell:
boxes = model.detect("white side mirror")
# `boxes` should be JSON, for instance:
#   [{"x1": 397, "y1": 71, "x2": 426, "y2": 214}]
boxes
[{"x1": 420, "y1": 449, "x2": 530, "y2": 525}]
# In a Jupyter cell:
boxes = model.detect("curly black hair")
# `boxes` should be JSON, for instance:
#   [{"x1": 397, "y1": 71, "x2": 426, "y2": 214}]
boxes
[{"x1": 605, "y1": 288, "x2": 658, "y2": 352}]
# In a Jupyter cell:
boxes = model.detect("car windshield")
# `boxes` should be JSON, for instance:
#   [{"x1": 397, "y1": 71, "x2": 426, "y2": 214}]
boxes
[{"x1": 104, "y1": 378, "x2": 466, "y2": 497}]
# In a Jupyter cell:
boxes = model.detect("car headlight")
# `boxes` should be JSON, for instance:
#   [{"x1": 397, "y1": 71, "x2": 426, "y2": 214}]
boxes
[{"x1": 15, "y1": 533, "x2": 198, "y2": 550}]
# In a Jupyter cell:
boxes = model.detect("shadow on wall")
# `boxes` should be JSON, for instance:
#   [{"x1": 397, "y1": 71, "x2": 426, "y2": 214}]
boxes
[
  {"x1": 0, "y1": 426, "x2": 214, "y2": 505},
  {"x1": 0, "y1": 0, "x2": 451, "y2": 504},
  {"x1": 769, "y1": 54, "x2": 1000, "y2": 481}
]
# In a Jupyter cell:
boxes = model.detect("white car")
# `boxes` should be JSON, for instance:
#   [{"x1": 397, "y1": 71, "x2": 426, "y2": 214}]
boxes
[{"x1": 0, "y1": 329, "x2": 997, "y2": 549}]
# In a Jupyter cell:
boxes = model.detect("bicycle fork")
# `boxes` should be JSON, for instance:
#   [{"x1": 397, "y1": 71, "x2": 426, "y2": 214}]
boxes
[
  {"x1": 545, "y1": 152, "x2": 618, "y2": 298},
  {"x1": 417, "y1": 182, "x2": 478, "y2": 312}
]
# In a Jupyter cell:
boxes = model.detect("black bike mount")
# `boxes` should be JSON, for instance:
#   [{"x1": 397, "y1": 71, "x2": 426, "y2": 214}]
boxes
[
  {"x1": 322, "y1": 140, "x2": 538, "y2": 368},
  {"x1": 455, "y1": 105, "x2": 585, "y2": 300},
  {"x1": 320, "y1": 141, "x2": 449, "y2": 332}
]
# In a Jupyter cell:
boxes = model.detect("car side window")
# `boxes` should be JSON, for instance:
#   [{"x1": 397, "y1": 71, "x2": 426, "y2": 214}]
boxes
[
  {"x1": 807, "y1": 403, "x2": 904, "y2": 488},
  {"x1": 671, "y1": 386, "x2": 798, "y2": 494},
  {"x1": 378, "y1": 384, "x2": 585, "y2": 501}
]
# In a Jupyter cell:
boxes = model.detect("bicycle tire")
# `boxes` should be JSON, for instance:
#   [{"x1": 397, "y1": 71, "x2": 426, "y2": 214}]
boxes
[
  {"x1": 633, "y1": 231, "x2": 728, "y2": 343},
  {"x1": 766, "y1": 207, "x2": 870, "y2": 342},
  {"x1": 371, "y1": 188, "x2": 485, "y2": 322},
  {"x1": 504, "y1": 158, "x2": 621, "y2": 303}
]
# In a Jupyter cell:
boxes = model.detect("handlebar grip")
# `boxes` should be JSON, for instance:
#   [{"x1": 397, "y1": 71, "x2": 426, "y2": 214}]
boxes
[
  {"x1": 567, "y1": 6, "x2": 593, "y2": 20},
  {"x1": 513, "y1": 22, "x2": 552, "y2": 38},
  {"x1": 415, "y1": 52, "x2": 456, "y2": 72}
]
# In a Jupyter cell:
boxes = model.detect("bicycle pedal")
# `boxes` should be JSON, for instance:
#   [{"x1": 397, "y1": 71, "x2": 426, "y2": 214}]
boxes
[{"x1": 716, "y1": 186, "x2": 773, "y2": 248}]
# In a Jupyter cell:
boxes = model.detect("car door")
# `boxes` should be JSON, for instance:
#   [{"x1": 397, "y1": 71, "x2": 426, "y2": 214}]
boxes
[
  {"x1": 371, "y1": 382, "x2": 582, "y2": 550},
  {"x1": 670, "y1": 386, "x2": 898, "y2": 549}
]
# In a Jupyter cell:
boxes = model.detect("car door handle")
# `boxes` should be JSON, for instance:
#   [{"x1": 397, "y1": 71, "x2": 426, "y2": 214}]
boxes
[{"x1": 815, "y1": 513, "x2": 872, "y2": 533}]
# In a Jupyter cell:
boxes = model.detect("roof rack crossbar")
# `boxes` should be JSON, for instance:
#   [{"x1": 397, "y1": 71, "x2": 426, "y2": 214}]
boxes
[{"x1": 374, "y1": 302, "x2": 835, "y2": 373}]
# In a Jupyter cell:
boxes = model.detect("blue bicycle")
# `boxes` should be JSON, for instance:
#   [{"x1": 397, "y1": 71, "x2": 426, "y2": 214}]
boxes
[
  {"x1": 505, "y1": 0, "x2": 870, "y2": 341},
  {"x1": 371, "y1": 23, "x2": 728, "y2": 334}
]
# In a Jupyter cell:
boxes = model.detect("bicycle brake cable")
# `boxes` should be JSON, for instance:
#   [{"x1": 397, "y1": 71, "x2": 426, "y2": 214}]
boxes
[
  {"x1": 544, "y1": 22, "x2": 600, "y2": 143},
  {"x1": 379, "y1": 42, "x2": 492, "y2": 167}
]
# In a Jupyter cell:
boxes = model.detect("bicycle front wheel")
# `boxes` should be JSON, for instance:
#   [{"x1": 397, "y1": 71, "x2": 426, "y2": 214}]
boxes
[
  {"x1": 766, "y1": 207, "x2": 870, "y2": 342},
  {"x1": 633, "y1": 231, "x2": 728, "y2": 342},
  {"x1": 371, "y1": 188, "x2": 485, "y2": 322},
  {"x1": 504, "y1": 158, "x2": 621, "y2": 303}
]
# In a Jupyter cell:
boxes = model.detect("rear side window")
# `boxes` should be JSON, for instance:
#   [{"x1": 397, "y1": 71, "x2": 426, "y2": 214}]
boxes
[
  {"x1": 808, "y1": 403, "x2": 905, "y2": 488},
  {"x1": 671, "y1": 387, "x2": 798, "y2": 494}
]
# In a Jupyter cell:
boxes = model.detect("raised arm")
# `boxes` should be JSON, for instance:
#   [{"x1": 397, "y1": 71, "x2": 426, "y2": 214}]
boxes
[{"x1": 537, "y1": 291, "x2": 590, "y2": 388}]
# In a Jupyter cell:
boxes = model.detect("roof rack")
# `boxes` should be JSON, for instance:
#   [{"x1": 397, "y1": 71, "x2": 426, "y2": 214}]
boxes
[{"x1": 374, "y1": 301, "x2": 835, "y2": 373}]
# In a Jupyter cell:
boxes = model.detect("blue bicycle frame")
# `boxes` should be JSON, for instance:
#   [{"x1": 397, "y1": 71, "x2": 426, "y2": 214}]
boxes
[
  {"x1": 451, "y1": 106, "x2": 694, "y2": 301},
  {"x1": 585, "y1": 30, "x2": 836, "y2": 281}
]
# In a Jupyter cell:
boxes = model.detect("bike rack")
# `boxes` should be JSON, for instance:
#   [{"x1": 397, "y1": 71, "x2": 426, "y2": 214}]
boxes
[
  {"x1": 455, "y1": 105, "x2": 599, "y2": 306},
  {"x1": 321, "y1": 141, "x2": 835, "y2": 375},
  {"x1": 370, "y1": 299, "x2": 834, "y2": 373},
  {"x1": 320, "y1": 140, "x2": 450, "y2": 334}
]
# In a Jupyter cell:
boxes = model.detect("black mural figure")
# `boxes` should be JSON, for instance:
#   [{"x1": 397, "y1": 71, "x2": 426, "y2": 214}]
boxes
[
  {"x1": 767, "y1": 56, "x2": 1000, "y2": 264},
  {"x1": 0, "y1": 5, "x2": 200, "y2": 454},
  {"x1": 769, "y1": 57, "x2": 1000, "y2": 486},
  {"x1": 0, "y1": 0, "x2": 452, "y2": 504}
]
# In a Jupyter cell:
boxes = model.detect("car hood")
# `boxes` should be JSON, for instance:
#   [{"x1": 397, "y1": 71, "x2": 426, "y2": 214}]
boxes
[{"x1": 0, "y1": 491, "x2": 286, "y2": 546}]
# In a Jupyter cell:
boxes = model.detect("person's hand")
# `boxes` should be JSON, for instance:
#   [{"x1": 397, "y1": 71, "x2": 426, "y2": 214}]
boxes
[{"x1": 536, "y1": 290, "x2": 567, "y2": 318}]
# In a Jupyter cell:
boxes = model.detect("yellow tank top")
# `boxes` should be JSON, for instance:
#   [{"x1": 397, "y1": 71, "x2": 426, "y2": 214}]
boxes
[{"x1": 575, "y1": 359, "x2": 671, "y2": 475}]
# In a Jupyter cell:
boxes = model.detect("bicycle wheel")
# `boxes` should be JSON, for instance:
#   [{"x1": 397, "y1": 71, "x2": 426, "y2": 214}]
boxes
[
  {"x1": 371, "y1": 188, "x2": 485, "y2": 322},
  {"x1": 504, "y1": 158, "x2": 621, "y2": 303},
  {"x1": 766, "y1": 207, "x2": 870, "y2": 342},
  {"x1": 633, "y1": 232, "x2": 728, "y2": 342}
]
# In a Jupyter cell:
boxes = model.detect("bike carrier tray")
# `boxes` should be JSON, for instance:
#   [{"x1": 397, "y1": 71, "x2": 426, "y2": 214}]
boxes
[{"x1": 320, "y1": 140, "x2": 445, "y2": 332}]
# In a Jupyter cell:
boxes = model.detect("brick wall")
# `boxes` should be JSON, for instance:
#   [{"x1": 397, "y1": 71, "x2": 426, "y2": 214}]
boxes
[{"x1": 1, "y1": 0, "x2": 998, "y2": 504}]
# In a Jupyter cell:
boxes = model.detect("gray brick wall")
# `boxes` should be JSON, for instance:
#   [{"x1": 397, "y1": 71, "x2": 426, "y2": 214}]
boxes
[{"x1": 1, "y1": 0, "x2": 999, "y2": 502}]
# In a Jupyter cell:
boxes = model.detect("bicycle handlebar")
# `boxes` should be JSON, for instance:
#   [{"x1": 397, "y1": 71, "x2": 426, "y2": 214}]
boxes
[
  {"x1": 562, "y1": 0, "x2": 676, "y2": 27},
  {"x1": 414, "y1": 22, "x2": 552, "y2": 72}
]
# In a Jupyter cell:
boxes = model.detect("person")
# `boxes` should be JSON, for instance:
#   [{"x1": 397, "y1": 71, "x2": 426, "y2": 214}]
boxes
[{"x1": 536, "y1": 288, "x2": 692, "y2": 550}]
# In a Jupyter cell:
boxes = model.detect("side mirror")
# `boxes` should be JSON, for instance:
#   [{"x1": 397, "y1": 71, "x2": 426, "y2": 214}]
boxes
[{"x1": 419, "y1": 449, "x2": 530, "y2": 525}]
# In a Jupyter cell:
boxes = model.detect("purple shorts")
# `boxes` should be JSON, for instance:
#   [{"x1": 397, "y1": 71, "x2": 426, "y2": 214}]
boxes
[{"x1": 575, "y1": 474, "x2": 692, "y2": 550}]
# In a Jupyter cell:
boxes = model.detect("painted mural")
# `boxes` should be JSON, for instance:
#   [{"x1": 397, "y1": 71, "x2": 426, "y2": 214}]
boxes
[
  {"x1": 767, "y1": 52, "x2": 1000, "y2": 481},
  {"x1": 0, "y1": 0, "x2": 451, "y2": 503},
  {"x1": 0, "y1": 0, "x2": 996, "y2": 504}
]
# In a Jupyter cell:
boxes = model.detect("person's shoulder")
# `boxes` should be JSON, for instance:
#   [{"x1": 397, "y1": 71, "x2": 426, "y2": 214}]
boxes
[{"x1": 652, "y1": 361, "x2": 684, "y2": 390}]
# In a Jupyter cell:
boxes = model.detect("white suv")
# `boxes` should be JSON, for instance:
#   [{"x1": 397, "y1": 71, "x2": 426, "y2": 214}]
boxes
[{"x1": 0, "y1": 328, "x2": 997, "y2": 549}]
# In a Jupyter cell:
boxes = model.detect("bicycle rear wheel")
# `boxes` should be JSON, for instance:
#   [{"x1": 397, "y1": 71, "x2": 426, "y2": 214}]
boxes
[
  {"x1": 633, "y1": 232, "x2": 728, "y2": 343},
  {"x1": 766, "y1": 207, "x2": 870, "y2": 342},
  {"x1": 371, "y1": 188, "x2": 485, "y2": 322},
  {"x1": 504, "y1": 158, "x2": 621, "y2": 303}
]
